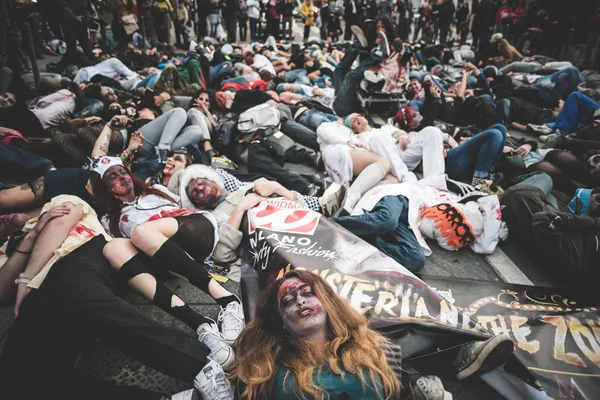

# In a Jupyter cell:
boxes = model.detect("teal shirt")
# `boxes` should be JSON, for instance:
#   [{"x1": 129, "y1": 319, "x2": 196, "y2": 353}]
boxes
[{"x1": 272, "y1": 365, "x2": 384, "y2": 400}]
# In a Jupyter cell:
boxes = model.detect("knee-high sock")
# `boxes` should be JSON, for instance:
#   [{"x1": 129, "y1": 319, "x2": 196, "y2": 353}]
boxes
[
  {"x1": 120, "y1": 255, "x2": 210, "y2": 330},
  {"x1": 149, "y1": 238, "x2": 212, "y2": 294},
  {"x1": 349, "y1": 162, "x2": 387, "y2": 197}
]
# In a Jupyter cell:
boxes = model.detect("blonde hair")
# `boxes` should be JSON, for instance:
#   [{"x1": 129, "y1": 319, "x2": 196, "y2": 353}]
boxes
[{"x1": 232, "y1": 270, "x2": 401, "y2": 400}]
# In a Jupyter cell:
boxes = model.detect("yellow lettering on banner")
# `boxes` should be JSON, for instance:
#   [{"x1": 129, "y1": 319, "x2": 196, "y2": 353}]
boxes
[
  {"x1": 477, "y1": 316, "x2": 501, "y2": 335},
  {"x1": 509, "y1": 316, "x2": 540, "y2": 354},
  {"x1": 568, "y1": 318, "x2": 600, "y2": 368},
  {"x1": 400, "y1": 295, "x2": 411, "y2": 318},
  {"x1": 586, "y1": 319, "x2": 600, "y2": 344},
  {"x1": 325, "y1": 272, "x2": 342, "y2": 291},
  {"x1": 375, "y1": 291, "x2": 399, "y2": 317},
  {"x1": 339, "y1": 276, "x2": 369, "y2": 299},
  {"x1": 350, "y1": 282, "x2": 376, "y2": 314},
  {"x1": 541, "y1": 316, "x2": 586, "y2": 368},
  {"x1": 497, "y1": 316, "x2": 512, "y2": 336},
  {"x1": 415, "y1": 297, "x2": 431, "y2": 319},
  {"x1": 439, "y1": 301, "x2": 458, "y2": 327}
]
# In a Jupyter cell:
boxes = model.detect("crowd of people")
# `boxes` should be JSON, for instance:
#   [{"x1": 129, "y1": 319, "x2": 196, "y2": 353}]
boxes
[{"x1": 1, "y1": 0, "x2": 600, "y2": 399}]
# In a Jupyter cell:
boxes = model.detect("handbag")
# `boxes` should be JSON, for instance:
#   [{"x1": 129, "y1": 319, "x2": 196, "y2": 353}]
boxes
[
  {"x1": 121, "y1": 14, "x2": 139, "y2": 35},
  {"x1": 260, "y1": 127, "x2": 295, "y2": 158}
]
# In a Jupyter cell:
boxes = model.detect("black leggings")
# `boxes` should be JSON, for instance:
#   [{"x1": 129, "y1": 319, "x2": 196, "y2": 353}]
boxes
[{"x1": 528, "y1": 150, "x2": 600, "y2": 196}]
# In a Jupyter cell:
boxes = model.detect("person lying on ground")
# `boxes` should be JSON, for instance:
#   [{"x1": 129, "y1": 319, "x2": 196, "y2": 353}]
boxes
[
  {"x1": 89, "y1": 156, "x2": 246, "y2": 343},
  {"x1": 167, "y1": 164, "x2": 348, "y2": 264},
  {"x1": 501, "y1": 172, "x2": 600, "y2": 286},
  {"x1": 0, "y1": 234, "x2": 234, "y2": 400},
  {"x1": 233, "y1": 269, "x2": 515, "y2": 399}
]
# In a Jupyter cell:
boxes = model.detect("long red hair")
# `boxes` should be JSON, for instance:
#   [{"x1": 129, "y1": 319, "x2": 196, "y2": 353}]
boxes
[{"x1": 91, "y1": 165, "x2": 176, "y2": 237}]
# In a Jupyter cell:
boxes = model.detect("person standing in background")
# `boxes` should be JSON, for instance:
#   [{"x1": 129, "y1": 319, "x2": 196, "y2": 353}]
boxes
[
  {"x1": 266, "y1": 0, "x2": 281, "y2": 39},
  {"x1": 138, "y1": 0, "x2": 160, "y2": 45},
  {"x1": 247, "y1": 0, "x2": 260, "y2": 42},
  {"x1": 456, "y1": 0, "x2": 470, "y2": 45},
  {"x1": 363, "y1": 0, "x2": 377, "y2": 21},
  {"x1": 222, "y1": 0, "x2": 239, "y2": 43},
  {"x1": 472, "y1": 0, "x2": 498, "y2": 50},
  {"x1": 281, "y1": 0, "x2": 294, "y2": 40},
  {"x1": 207, "y1": 0, "x2": 221, "y2": 39},
  {"x1": 300, "y1": 0, "x2": 315, "y2": 41},
  {"x1": 196, "y1": 0, "x2": 209, "y2": 40},
  {"x1": 431, "y1": 0, "x2": 440, "y2": 43},
  {"x1": 320, "y1": 0, "x2": 331, "y2": 40},
  {"x1": 239, "y1": 0, "x2": 249, "y2": 42},
  {"x1": 493, "y1": 0, "x2": 512, "y2": 35},
  {"x1": 510, "y1": 0, "x2": 528, "y2": 43},
  {"x1": 343, "y1": 0, "x2": 362, "y2": 40},
  {"x1": 175, "y1": 1, "x2": 190, "y2": 48},
  {"x1": 377, "y1": 0, "x2": 392, "y2": 18},
  {"x1": 413, "y1": 0, "x2": 431, "y2": 42},
  {"x1": 106, "y1": 0, "x2": 136, "y2": 59},
  {"x1": 153, "y1": 0, "x2": 175, "y2": 44},
  {"x1": 437, "y1": 0, "x2": 455, "y2": 45}
]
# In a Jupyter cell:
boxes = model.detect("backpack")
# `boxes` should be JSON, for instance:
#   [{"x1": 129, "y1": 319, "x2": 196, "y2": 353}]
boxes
[{"x1": 237, "y1": 103, "x2": 281, "y2": 133}]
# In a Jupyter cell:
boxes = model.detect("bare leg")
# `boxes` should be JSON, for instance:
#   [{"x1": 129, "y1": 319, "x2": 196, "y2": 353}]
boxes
[
  {"x1": 103, "y1": 238, "x2": 185, "y2": 309},
  {"x1": 0, "y1": 177, "x2": 45, "y2": 211}
]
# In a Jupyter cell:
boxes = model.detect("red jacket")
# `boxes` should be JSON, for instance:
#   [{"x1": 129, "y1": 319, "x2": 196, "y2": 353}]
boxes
[
  {"x1": 495, "y1": 6, "x2": 512, "y2": 25},
  {"x1": 221, "y1": 80, "x2": 267, "y2": 92},
  {"x1": 512, "y1": 6, "x2": 528, "y2": 26}
]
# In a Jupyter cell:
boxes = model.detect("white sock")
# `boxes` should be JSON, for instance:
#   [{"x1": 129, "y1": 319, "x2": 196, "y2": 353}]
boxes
[{"x1": 349, "y1": 163, "x2": 387, "y2": 198}]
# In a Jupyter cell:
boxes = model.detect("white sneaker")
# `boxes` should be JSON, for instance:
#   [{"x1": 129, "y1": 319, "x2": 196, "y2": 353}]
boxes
[
  {"x1": 197, "y1": 320, "x2": 235, "y2": 371},
  {"x1": 320, "y1": 183, "x2": 348, "y2": 217},
  {"x1": 527, "y1": 123, "x2": 552, "y2": 135},
  {"x1": 364, "y1": 70, "x2": 383, "y2": 83},
  {"x1": 193, "y1": 358, "x2": 234, "y2": 400},
  {"x1": 170, "y1": 389, "x2": 199, "y2": 400},
  {"x1": 217, "y1": 297, "x2": 245, "y2": 345}
]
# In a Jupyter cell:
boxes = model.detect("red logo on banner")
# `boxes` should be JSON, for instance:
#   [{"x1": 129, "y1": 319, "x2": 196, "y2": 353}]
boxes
[{"x1": 248, "y1": 199, "x2": 321, "y2": 235}]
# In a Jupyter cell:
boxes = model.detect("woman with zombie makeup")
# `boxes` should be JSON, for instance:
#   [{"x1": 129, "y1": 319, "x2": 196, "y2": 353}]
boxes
[
  {"x1": 148, "y1": 148, "x2": 194, "y2": 186},
  {"x1": 232, "y1": 269, "x2": 402, "y2": 400},
  {"x1": 90, "y1": 156, "x2": 245, "y2": 366}
]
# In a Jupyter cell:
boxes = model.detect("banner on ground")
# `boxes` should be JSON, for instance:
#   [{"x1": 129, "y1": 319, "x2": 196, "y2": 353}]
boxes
[
  {"x1": 422, "y1": 276, "x2": 600, "y2": 400},
  {"x1": 243, "y1": 198, "x2": 600, "y2": 398}
]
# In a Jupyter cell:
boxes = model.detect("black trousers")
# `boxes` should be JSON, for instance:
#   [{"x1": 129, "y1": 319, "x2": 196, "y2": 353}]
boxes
[
  {"x1": 0, "y1": 236, "x2": 209, "y2": 400},
  {"x1": 57, "y1": 20, "x2": 92, "y2": 69},
  {"x1": 279, "y1": 104, "x2": 319, "y2": 151},
  {"x1": 439, "y1": 21, "x2": 450, "y2": 44},
  {"x1": 248, "y1": 142, "x2": 312, "y2": 194}
]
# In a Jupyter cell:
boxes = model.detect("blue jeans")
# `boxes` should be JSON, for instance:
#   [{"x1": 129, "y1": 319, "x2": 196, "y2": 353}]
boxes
[
  {"x1": 134, "y1": 71, "x2": 161, "y2": 89},
  {"x1": 0, "y1": 141, "x2": 53, "y2": 185},
  {"x1": 210, "y1": 23, "x2": 219, "y2": 38},
  {"x1": 333, "y1": 44, "x2": 381, "y2": 116},
  {"x1": 514, "y1": 172, "x2": 558, "y2": 208},
  {"x1": 548, "y1": 92, "x2": 600, "y2": 134},
  {"x1": 73, "y1": 98, "x2": 104, "y2": 118},
  {"x1": 331, "y1": 195, "x2": 425, "y2": 272},
  {"x1": 209, "y1": 62, "x2": 233, "y2": 84},
  {"x1": 527, "y1": 67, "x2": 584, "y2": 103},
  {"x1": 445, "y1": 123, "x2": 507, "y2": 180},
  {"x1": 221, "y1": 76, "x2": 250, "y2": 85},
  {"x1": 296, "y1": 109, "x2": 340, "y2": 131},
  {"x1": 283, "y1": 69, "x2": 311, "y2": 85}
]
